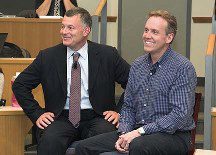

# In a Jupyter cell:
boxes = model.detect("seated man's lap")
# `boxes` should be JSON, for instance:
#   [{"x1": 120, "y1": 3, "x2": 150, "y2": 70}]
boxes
[
  {"x1": 76, "y1": 131, "x2": 119, "y2": 153},
  {"x1": 80, "y1": 116, "x2": 117, "y2": 139},
  {"x1": 37, "y1": 112, "x2": 117, "y2": 143},
  {"x1": 37, "y1": 114, "x2": 118, "y2": 153},
  {"x1": 36, "y1": 117, "x2": 79, "y2": 147},
  {"x1": 82, "y1": 131, "x2": 190, "y2": 155},
  {"x1": 128, "y1": 132, "x2": 190, "y2": 155}
]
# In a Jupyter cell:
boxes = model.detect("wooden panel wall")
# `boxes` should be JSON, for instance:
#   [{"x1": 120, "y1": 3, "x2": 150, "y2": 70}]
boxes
[
  {"x1": 0, "y1": 114, "x2": 32, "y2": 155},
  {"x1": 0, "y1": 18, "x2": 62, "y2": 57}
]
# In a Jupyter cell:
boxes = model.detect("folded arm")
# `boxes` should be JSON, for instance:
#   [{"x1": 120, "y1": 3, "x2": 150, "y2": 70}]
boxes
[{"x1": 36, "y1": 0, "x2": 52, "y2": 16}]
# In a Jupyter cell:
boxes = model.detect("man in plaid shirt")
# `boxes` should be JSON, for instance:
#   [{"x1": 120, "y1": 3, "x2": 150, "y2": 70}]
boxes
[{"x1": 75, "y1": 9, "x2": 197, "y2": 155}]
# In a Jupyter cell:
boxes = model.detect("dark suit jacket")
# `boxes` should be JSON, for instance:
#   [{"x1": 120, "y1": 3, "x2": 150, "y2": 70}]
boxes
[
  {"x1": 35, "y1": 0, "x2": 78, "y2": 16},
  {"x1": 12, "y1": 41, "x2": 130, "y2": 123}
]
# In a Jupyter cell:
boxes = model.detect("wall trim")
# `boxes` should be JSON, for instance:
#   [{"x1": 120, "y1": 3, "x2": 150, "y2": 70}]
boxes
[{"x1": 192, "y1": 17, "x2": 212, "y2": 23}]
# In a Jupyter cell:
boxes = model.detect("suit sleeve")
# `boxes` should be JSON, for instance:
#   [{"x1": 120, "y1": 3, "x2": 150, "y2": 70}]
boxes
[
  {"x1": 12, "y1": 51, "x2": 45, "y2": 123},
  {"x1": 112, "y1": 48, "x2": 130, "y2": 112}
]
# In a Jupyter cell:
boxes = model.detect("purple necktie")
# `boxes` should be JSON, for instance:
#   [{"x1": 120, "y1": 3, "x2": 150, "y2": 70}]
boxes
[{"x1": 69, "y1": 52, "x2": 81, "y2": 127}]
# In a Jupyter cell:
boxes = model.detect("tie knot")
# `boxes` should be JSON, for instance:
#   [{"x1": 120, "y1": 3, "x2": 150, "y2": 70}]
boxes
[
  {"x1": 72, "y1": 52, "x2": 80, "y2": 69},
  {"x1": 73, "y1": 52, "x2": 80, "y2": 62}
]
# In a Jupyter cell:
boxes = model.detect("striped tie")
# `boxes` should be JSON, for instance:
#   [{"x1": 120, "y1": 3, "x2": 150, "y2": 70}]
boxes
[
  {"x1": 69, "y1": 52, "x2": 81, "y2": 127},
  {"x1": 54, "y1": 0, "x2": 60, "y2": 16}
]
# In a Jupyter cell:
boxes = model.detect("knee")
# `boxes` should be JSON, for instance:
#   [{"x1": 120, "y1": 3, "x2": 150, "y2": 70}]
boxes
[
  {"x1": 75, "y1": 141, "x2": 87, "y2": 154},
  {"x1": 129, "y1": 138, "x2": 150, "y2": 154},
  {"x1": 39, "y1": 132, "x2": 65, "y2": 148},
  {"x1": 129, "y1": 138, "x2": 143, "y2": 151}
]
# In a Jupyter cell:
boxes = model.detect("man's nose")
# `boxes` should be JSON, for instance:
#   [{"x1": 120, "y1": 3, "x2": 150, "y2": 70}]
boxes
[
  {"x1": 143, "y1": 31, "x2": 151, "y2": 38},
  {"x1": 61, "y1": 27, "x2": 68, "y2": 34}
]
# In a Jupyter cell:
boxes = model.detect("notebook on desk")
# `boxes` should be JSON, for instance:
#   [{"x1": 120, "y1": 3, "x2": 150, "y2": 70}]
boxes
[{"x1": 0, "y1": 33, "x2": 8, "y2": 52}]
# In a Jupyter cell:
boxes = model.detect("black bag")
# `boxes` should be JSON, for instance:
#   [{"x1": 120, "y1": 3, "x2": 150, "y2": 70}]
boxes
[
  {"x1": 0, "y1": 42, "x2": 31, "y2": 58},
  {"x1": 17, "y1": 10, "x2": 38, "y2": 18}
]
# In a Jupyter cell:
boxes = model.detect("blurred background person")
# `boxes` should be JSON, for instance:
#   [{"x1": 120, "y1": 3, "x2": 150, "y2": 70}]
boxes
[{"x1": 35, "y1": 0, "x2": 78, "y2": 16}]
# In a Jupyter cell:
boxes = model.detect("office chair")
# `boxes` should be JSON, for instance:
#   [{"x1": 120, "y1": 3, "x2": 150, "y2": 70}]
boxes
[{"x1": 188, "y1": 93, "x2": 202, "y2": 155}]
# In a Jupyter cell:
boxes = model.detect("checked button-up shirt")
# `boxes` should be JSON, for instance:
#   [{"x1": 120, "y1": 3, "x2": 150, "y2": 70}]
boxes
[{"x1": 118, "y1": 46, "x2": 197, "y2": 134}]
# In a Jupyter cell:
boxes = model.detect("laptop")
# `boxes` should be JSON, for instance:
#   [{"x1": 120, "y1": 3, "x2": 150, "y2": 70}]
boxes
[{"x1": 0, "y1": 33, "x2": 8, "y2": 52}]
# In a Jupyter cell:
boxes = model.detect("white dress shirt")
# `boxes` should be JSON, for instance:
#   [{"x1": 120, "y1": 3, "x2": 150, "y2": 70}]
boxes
[{"x1": 64, "y1": 42, "x2": 92, "y2": 110}]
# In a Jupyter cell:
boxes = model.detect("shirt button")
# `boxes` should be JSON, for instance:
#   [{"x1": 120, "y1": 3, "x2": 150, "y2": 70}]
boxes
[
  {"x1": 146, "y1": 89, "x2": 148, "y2": 91},
  {"x1": 150, "y1": 72, "x2": 152, "y2": 75},
  {"x1": 143, "y1": 104, "x2": 147, "y2": 107},
  {"x1": 159, "y1": 65, "x2": 161, "y2": 68}
]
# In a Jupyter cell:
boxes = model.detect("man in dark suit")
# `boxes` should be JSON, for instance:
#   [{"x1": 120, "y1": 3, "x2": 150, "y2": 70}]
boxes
[{"x1": 12, "y1": 7, "x2": 130, "y2": 155}]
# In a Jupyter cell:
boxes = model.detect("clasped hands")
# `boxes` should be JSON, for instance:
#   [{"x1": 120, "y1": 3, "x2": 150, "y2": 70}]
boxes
[{"x1": 115, "y1": 130, "x2": 141, "y2": 153}]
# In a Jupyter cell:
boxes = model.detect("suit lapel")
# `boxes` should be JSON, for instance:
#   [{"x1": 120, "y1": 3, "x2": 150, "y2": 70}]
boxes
[
  {"x1": 53, "y1": 42, "x2": 101, "y2": 97},
  {"x1": 88, "y1": 41, "x2": 100, "y2": 94},
  {"x1": 54, "y1": 44, "x2": 67, "y2": 97}
]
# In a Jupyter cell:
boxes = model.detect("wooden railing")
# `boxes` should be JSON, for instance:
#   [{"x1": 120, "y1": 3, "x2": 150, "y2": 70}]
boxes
[
  {"x1": 206, "y1": 34, "x2": 216, "y2": 55},
  {"x1": 192, "y1": 17, "x2": 212, "y2": 23},
  {"x1": 94, "y1": 0, "x2": 117, "y2": 22},
  {"x1": 204, "y1": 33, "x2": 216, "y2": 149},
  {"x1": 94, "y1": 0, "x2": 107, "y2": 16},
  {"x1": 91, "y1": 0, "x2": 108, "y2": 44},
  {"x1": 204, "y1": 1, "x2": 216, "y2": 149}
]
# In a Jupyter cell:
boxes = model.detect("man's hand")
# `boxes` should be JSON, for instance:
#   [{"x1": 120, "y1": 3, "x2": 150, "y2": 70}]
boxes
[
  {"x1": 103, "y1": 110, "x2": 119, "y2": 127},
  {"x1": 36, "y1": 112, "x2": 55, "y2": 129},
  {"x1": 115, "y1": 137, "x2": 128, "y2": 153},
  {"x1": 116, "y1": 130, "x2": 141, "y2": 151}
]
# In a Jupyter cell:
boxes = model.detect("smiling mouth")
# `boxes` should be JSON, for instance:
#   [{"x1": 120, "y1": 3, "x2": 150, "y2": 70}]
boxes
[
  {"x1": 144, "y1": 41, "x2": 154, "y2": 46},
  {"x1": 62, "y1": 37, "x2": 71, "y2": 40}
]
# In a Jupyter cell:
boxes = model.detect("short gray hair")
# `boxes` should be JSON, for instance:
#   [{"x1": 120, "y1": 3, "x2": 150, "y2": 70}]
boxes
[{"x1": 65, "y1": 7, "x2": 92, "y2": 28}]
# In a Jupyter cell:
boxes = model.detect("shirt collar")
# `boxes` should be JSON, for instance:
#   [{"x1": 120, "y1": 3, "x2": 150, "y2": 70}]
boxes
[
  {"x1": 67, "y1": 41, "x2": 88, "y2": 60},
  {"x1": 147, "y1": 46, "x2": 172, "y2": 66}
]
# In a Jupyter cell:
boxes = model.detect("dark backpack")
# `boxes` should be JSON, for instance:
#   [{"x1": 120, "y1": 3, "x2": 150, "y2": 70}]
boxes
[{"x1": 0, "y1": 42, "x2": 31, "y2": 58}]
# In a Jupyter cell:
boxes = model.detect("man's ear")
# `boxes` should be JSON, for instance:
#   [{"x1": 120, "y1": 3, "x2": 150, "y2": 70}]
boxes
[
  {"x1": 166, "y1": 33, "x2": 174, "y2": 44},
  {"x1": 83, "y1": 26, "x2": 91, "y2": 37}
]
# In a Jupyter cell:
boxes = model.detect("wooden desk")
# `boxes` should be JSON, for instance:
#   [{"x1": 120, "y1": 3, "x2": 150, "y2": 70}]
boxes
[
  {"x1": 0, "y1": 106, "x2": 32, "y2": 155},
  {"x1": 212, "y1": 107, "x2": 216, "y2": 150},
  {"x1": 0, "y1": 18, "x2": 62, "y2": 57},
  {"x1": 194, "y1": 149, "x2": 216, "y2": 155},
  {"x1": 0, "y1": 58, "x2": 44, "y2": 107}
]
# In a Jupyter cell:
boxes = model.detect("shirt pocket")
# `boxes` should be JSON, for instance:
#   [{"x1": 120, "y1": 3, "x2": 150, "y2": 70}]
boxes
[
  {"x1": 150, "y1": 75, "x2": 173, "y2": 114},
  {"x1": 151, "y1": 74, "x2": 173, "y2": 97}
]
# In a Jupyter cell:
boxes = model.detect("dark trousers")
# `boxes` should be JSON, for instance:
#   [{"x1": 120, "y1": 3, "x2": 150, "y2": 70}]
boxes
[
  {"x1": 75, "y1": 130, "x2": 191, "y2": 155},
  {"x1": 36, "y1": 110, "x2": 116, "y2": 155}
]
